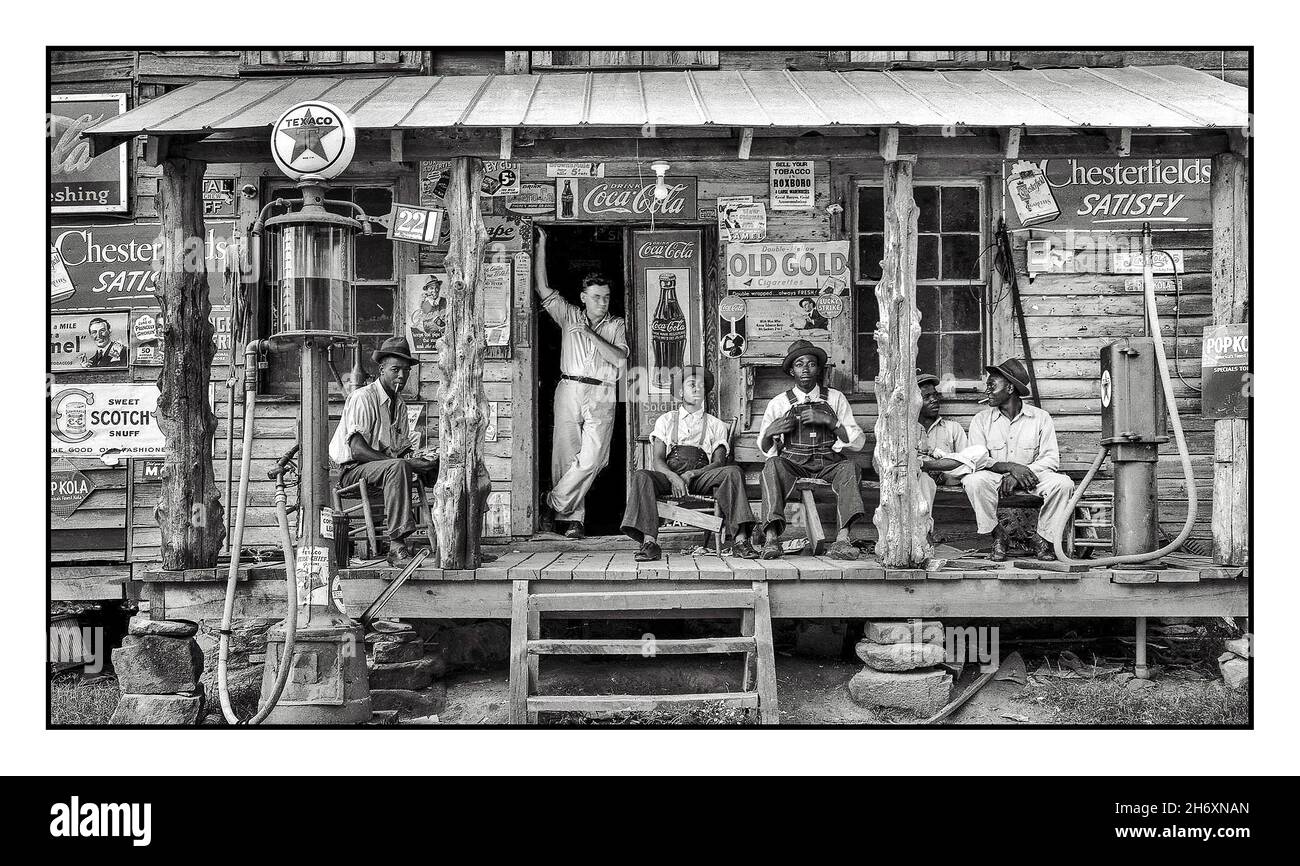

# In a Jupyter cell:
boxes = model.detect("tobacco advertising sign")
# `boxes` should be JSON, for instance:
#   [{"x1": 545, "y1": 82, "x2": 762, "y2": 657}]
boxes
[
  {"x1": 50, "y1": 383, "x2": 166, "y2": 459},
  {"x1": 1004, "y1": 158, "x2": 1213, "y2": 231}
]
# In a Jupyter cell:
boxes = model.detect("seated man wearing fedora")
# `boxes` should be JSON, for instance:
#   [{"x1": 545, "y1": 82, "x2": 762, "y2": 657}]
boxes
[
  {"x1": 620, "y1": 366, "x2": 759, "y2": 562},
  {"x1": 328, "y1": 337, "x2": 445, "y2": 566},
  {"x1": 962, "y1": 358, "x2": 1075, "y2": 562},
  {"x1": 756, "y1": 340, "x2": 866, "y2": 560}
]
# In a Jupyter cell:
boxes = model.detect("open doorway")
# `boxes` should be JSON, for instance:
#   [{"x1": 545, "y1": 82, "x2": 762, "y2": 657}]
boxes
[{"x1": 535, "y1": 225, "x2": 628, "y2": 537}]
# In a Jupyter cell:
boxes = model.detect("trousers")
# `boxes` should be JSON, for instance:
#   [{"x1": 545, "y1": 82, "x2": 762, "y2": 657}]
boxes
[
  {"x1": 961, "y1": 469, "x2": 1075, "y2": 541},
  {"x1": 548, "y1": 379, "x2": 617, "y2": 522},
  {"x1": 621, "y1": 465, "x2": 756, "y2": 542},
  {"x1": 759, "y1": 453, "x2": 864, "y2": 534},
  {"x1": 339, "y1": 458, "x2": 438, "y2": 542}
]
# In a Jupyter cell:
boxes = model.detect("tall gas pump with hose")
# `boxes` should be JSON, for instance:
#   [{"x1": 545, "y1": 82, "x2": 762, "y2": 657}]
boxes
[
  {"x1": 1051, "y1": 223, "x2": 1199, "y2": 568},
  {"x1": 216, "y1": 101, "x2": 376, "y2": 724}
]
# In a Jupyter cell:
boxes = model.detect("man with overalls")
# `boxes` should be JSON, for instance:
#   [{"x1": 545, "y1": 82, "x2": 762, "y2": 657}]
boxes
[
  {"x1": 534, "y1": 227, "x2": 630, "y2": 539},
  {"x1": 756, "y1": 340, "x2": 866, "y2": 560},
  {"x1": 619, "y1": 366, "x2": 760, "y2": 562}
]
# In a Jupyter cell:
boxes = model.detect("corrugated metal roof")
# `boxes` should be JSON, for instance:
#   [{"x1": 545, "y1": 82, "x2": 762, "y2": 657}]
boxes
[{"x1": 87, "y1": 66, "x2": 1248, "y2": 152}]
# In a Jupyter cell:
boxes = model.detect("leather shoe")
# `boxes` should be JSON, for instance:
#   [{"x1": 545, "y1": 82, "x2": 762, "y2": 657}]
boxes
[
  {"x1": 564, "y1": 522, "x2": 585, "y2": 540},
  {"x1": 1035, "y1": 536, "x2": 1057, "y2": 562},
  {"x1": 989, "y1": 529, "x2": 1008, "y2": 563},
  {"x1": 731, "y1": 537, "x2": 760, "y2": 559},
  {"x1": 386, "y1": 542, "x2": 417, "y2": 568},
  {"x1": 635, "y1": 540, "x2": 662, "y2": 562},
  {"x1": 760, "y1": 540, "x2": 783, "y2": 560}
]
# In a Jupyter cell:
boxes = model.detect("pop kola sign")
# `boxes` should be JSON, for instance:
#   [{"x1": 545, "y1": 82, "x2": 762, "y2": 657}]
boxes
[
  {"x1": 50, "y1": 383, "x2": 165, "y2": 459},
  {"x1": 1004, "y1": 158, "x2": 1212, "y2": 230},
  {"x1": 725, "y1": 242, "x2": 851, "y2": 294},
  {"x1": 51, "y1": 458, "x2": 95, "y2": 519},
  {"x1": 271, "y1": 101, "x2": 356, "y2": 182},
  {"x1": 555, "y1": 177, "x2": 698, "y2": 222}
]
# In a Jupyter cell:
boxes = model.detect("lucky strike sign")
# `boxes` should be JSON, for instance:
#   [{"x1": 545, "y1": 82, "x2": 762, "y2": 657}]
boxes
[{"x1": 555, "y1": 177, "x2": 697, "y2": 222}]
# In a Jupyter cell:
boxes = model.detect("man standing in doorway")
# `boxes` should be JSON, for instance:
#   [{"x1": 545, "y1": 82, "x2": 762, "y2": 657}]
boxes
[
  {"x1": 962, "y1": 359, "x2": 1075, "y2": 562},
  {"x1": 534, "y1": 227, "x2": 630, "y2": 539}
]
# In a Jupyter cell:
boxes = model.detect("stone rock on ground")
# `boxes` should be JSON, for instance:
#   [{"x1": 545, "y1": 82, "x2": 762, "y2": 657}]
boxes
[
  {"x1": 368, "y1": 656, "x2": 446, "y2": 690},
  {"x1": 848, "y1": 666, "x2": 952, "y2": 717},
  {"x1": 1218, "y1": 653, "x2": 1250, "y2": 691},
  {"x1": 856, "y1": 640, "x2": 946, "y2": 672},
  {"x1": 794, "y1": 621, "x2": 848, "y2": 658},
  {"x1": 110, "y1": 692, "x2": 204, "y2": 725},
  {"x1": 199, "y1": 617, "x2": 276, "y2": 663},
  {"x1": 128, "y1": 615, "x2": 198, "y2": 638},
  {"x1": 1126, "y1": 677, "x2": 1158, "y2": 691},
  {"x1": 112, "y1": 634, "x2": 203, "y2": 694},
  {"x1": 1224, "y1": 637, "x2": 1251, "y2": 660},
  {"x1": 864, "y1": 620, "x2": 944, "y2": 647},
  {"x1": 436, "y1": 622, "x2": 510, "y2": 670},
  {"x1": 200, "y1": 664, "x2": 264, "y2": 721},
  {"x1": 371, "y1": 634, "x2": 426, "y2": 665},
  {"x1": 370, "y1": 684, "x2": 447, "y2": 719}
]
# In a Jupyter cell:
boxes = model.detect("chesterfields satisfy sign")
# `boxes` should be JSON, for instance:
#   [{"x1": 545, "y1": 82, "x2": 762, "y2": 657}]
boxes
[
  {"x1": 49, "y1": 223, "x2": 234, "y2": 310},
  {"x1": 555, "y1": 177, "x2": 697, "y2": 222},
  {"x1": 1005, "y1": 158, "x2": 1212, "y2": 230}
]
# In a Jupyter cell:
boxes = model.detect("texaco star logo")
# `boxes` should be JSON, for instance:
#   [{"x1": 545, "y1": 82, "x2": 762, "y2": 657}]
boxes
[{"x1": 271, "y1": 101, "x2": 356, "y2": 181}]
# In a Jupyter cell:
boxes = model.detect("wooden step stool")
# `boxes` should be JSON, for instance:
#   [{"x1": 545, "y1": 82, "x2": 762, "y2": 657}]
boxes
[{"x1": 509, "y1": 581, "x2": 779, "y2": 725}]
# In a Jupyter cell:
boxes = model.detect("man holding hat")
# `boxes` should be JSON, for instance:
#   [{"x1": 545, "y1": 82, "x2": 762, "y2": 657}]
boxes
[
  {"x1": 620, "y1": 366, "x2": 759, "y2": 562},
  {"x1": 756, "y1": 340, "x2": 866, "y2": 559},
  {"x1": 962, "y1": 358, "x2": 1074, "y2": 562},
  {"x1": 329, "y1": 336, "x2": 472, "y2": 566},
  {"x1": 916, "y1": 373, "x2": 977, "y2": 533}
]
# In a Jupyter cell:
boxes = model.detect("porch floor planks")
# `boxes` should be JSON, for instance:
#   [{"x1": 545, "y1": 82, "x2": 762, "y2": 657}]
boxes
[
  {"x1": 508, "y1": 552, "x2": 563, "y2": 581},
  {"x1": 665, "y1": 553, "x2": 701, "y2": 581},
  {"x1": 796, "y1": 556, "x2": 844, "y2": 580},
  {"x1": 539, "y1": 551, "x2": 590, "y2": 581},
  {"x1": 604, "y1": 551, "x2": 641, "y2": 581},
  {"x1": 693, "y1": 553, "x2": 735, "y2": 581},
  {"x1": 571, "y1": 552, "x2": 616, "y2": 581},
  {"x1": 754, "y1": 557, "x2": 799, "y2": 581},
  {"x1": 474, "y1": 550, "x2": 535, "y2": 581}
]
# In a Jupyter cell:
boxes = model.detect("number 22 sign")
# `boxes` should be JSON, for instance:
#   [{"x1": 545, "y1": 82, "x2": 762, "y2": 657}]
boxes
[{"x1": 386, "y1": 203, "x2": 444, "y2": 245}]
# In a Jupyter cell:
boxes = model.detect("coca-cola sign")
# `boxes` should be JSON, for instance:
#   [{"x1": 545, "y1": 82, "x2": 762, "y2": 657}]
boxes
[
  {"x1": 556, "y1": 177, "x2": 698, "y2": 223},
  {"x1": 50, "y1": 93, "x2": 128, "y2": 214}
]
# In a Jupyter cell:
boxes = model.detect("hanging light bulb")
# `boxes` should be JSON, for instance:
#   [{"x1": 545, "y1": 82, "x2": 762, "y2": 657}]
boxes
[{"x1": 650, "y1": 160, "x2": 671, "y2": 200}]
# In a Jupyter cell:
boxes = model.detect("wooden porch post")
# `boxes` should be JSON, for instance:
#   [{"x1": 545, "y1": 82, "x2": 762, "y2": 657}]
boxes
[
  {"x1": 1211, "y1": 150, "x2": 1249, "y2": 566},
  {"x1": 872, "y1": 155, "x2": 929, "y2": 567},
  {"x1": 433, "y1": 156, "x2": 490, "y2": 568},
  {"x1": 154, "y1": 156, "x2": 225, "y2": 569}
]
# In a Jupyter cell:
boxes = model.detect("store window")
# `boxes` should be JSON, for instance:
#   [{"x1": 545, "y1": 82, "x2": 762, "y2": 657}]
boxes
[
  {"x1": 259, "y1": 184, "x2": 396, "y2": 395},
  {"x1": 853, "y1": 181, "x2": 986, "y2": 389}
]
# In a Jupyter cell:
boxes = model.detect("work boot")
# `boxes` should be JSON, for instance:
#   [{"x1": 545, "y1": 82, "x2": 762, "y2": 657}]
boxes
[
  {"x1": 1035, "y1": 535, "x2": 1057, "y2": 562},
  {"x1": 386, "y1": 541, "x2": 417, "y2": 568},
  {"x1": 539, "y1": 501, "x2": 556, "y2": 534},
  {"x1": 989, "y1": 527, "x2": 1009, "y2": 563},
  {"x1": 564, "y1": 521, "x2": 585, "y2": 540},
  {"x1": 634, "y1": 540, "x2": 662, "y2": 562},
  {"x1": 731, "y1": 537, "x2": 760, "y2": 559}
]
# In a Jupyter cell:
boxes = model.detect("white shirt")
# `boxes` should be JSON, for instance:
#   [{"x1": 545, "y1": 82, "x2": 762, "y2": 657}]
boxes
[
  {"x1": 757, "y1": 384, "x2": 865, "y2": 459},
  {"x1": 651, "y1": 405, "x2": 732, "y2": 457},
  {"x1": 328, "y1": 380, "x2": 413, "y2": 465},
  {"x1": 919, "y1": 416, "x2": 976, "y2": 477},
  {"x1": 541, "y1": 293, "x2": 628, "y2": 383},
  {"x1": 967, "y1": 402, "x2": 1061, "y2": 475}
]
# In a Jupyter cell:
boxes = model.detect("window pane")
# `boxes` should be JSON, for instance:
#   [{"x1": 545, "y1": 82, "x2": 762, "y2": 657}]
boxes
[
  {"x1": 945, "y1": 286, "x2": 982, "y2": 331},
  {"x1": 857, "y1": 234, "x2": 883, "y2": 282},
  {"x1": 917, "y1": 333, "x2": 939, "y2": 377},
  {"x1": 917, "y1": 235, "x2": 939, "y2": 280},
  {"x1": 941, "y1": 233, "x2": 981, "y2": 280},
  {"x1": 941, "y1": 187, "x2": 980, "y2": 232},
  {"x1": 356, "y1": 233, "x2": 393, "y2": 281},
  {"x1": 856, "y1": 288, "x2": 880, "y2": 333},
  {"x1": 914, "y1": 186, "x2": 939, "y2": 232},
  {"x1": 946, "y1": 333, "x2": 983, "y2": 380},
  {"x1": 917, "y1": 285, "x2": 939, "y2": 329},
  {"x1": 354, "y1": 286, "x2": 394, "y2": 334},
  {"x1": 857, "y1": 186, "x2": 883, "y2": 232},
  {"x1": 857, "y1": 333, "x2": 879, "y2": 381},
  {"x1": 354, "y1": 187, "x2": 392, "y2": 220}
]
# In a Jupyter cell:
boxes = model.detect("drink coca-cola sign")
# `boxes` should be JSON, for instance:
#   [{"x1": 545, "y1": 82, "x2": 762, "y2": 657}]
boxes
[
  {"x1": 633, "y1": 229, "x2": 703, "y2": 437},
  {"x1": 556, "y1": 177, "x2": 698, "y2": 223},
  {"x1": 50, "y1": 94, "x2": 128, "y2": 214}
]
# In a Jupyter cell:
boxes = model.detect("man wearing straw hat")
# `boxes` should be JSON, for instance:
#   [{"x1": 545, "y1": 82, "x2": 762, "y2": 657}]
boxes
[{"x1": 962, "y1": 358, "x2": 1074, "y2": 562}]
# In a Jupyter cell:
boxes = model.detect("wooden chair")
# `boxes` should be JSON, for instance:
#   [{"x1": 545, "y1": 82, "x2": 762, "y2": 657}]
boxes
[
  {"x1": 653, "y1": 417, "x2": 739, "y2": 555},
  {"x1": 332, "y1": 468, "x2": 437, "y2": 560}
]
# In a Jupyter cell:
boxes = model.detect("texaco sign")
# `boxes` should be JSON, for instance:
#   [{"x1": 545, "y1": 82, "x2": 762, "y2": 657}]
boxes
[{"x1": 271, "y1": 101, "x2": 356, "y2": 181}]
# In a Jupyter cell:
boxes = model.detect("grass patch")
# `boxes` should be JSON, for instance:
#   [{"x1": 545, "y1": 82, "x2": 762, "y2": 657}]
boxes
[
  {"x1": 542, "y1": 703, "x2": 755, "y2": 726},
  {"x1": 1030, "y1": 680, "x2": 1248, "y2": 726},
  {"x1": 50, "y1": 674, "x2": 119, "y2": 726}
]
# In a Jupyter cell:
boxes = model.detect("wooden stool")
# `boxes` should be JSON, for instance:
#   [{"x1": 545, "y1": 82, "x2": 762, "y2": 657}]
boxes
[{"x1": 792, "y1": 478, "x2": 832, "y2": 555}]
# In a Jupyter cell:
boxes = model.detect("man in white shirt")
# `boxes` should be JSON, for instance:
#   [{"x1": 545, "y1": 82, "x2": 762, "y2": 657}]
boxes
[
  {"x1": 756, "y1": 340, "x2": 866, "y2": 559},
  {"x1": 620, "y1": 367, "x2": 759, "y2": 561},
  {"x1": 329, "y1": 336, "x2": 489, "y2": 566},
  {"x1": 534, "y1": 227, "x2": 630, "y2": 539},
  {"x1": 915, "y1": 373, "x2": 977, "y2": 535},
  {"x1": 962, "y1": 358, "x2": 1075, "y2": 562}
]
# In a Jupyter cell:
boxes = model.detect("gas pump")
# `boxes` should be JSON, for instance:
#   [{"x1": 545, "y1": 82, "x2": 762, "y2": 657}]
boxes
[
  {"x1": 216, "y1": 102, "x2": 375, "y2": 724},
  {"x1": 1051, "y1": 224, "x2": 1199, "y2": 567}
]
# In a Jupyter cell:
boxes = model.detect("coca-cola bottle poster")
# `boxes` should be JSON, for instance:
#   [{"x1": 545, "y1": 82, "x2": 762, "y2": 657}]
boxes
[{"x1": 633, "y1": 230, "x2": 703, "y2": 436}]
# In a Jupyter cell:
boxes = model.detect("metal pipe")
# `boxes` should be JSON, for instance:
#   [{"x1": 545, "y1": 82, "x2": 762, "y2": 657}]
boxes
[
  {"x1": 245, "y1": 464, "x2": 299, "y2": 725},
  {"x1": 1134, "y1": 617, "x2": 1150, "y2": 679}
]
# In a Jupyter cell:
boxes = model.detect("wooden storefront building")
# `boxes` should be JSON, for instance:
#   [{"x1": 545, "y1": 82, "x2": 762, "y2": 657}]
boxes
[{"x1": 54, "y1": 50, "x2": 1248, "y2": 627}]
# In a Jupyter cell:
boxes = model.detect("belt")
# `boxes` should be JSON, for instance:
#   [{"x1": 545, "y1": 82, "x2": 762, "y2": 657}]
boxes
[{"x1": 561, "y1": 374, "x2": 615, "y2": 388}]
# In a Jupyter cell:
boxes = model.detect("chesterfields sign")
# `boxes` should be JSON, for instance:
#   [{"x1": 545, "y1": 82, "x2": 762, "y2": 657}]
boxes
[
  {"x1": 49, "y1": 222, "x2": 234, "y2": 310},
  {"x1": 1005, "y1": 158, "x2": 1212, "y2": 230},
  {"x1": 555, "y1": 177, "x2": 697, "y2": 222}
]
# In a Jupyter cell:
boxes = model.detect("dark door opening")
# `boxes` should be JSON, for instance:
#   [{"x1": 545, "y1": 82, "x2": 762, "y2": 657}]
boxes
[{"x1": 536, "y1": 225, "x2": 628, "y2": 537}]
